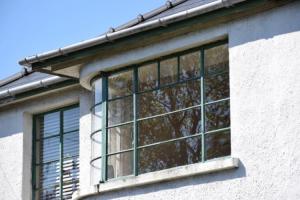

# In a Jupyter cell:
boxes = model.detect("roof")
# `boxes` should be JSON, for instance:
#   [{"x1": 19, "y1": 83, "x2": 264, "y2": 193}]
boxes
[
  {"x1": 3, "y1": 0, "x2": 194, "y2": 90},
  {"x1": 0, "y1": 72, "x2": 53, "y2": 91},
  {"x1": 143, "y1": 0, "x2": 216, "y2": 23},
  {"x1": 20, "y1": 0, "x2": 233, "y2": 67},
  {"x1": 112, "y1": 0, "x2": 215, "y2": 31}
]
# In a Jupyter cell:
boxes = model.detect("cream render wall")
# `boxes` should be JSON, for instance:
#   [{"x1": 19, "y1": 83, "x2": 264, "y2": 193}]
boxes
[
  {"x1": 0, "y1": 85, "x2": 83, "y2": 200},
  {"x1": 81, "y1": 1, "x2": 300, "y2": 200},
  {"x1": 0, "y1": 1, "x2": 299, "y2": 200}
]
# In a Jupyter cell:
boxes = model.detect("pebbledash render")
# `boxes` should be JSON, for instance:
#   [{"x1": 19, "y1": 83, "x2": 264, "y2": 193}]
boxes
[{"x1": 0, "y1": 0, "x2": 300, "y2": 200}]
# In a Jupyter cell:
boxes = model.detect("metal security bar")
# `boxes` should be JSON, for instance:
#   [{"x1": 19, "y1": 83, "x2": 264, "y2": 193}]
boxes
[
  {"x1": 33, "y1": 105, "x2": 80, "y2": 200},
  {"x1": 90, "y1": 39, "x2": 230, "y2": 183}
]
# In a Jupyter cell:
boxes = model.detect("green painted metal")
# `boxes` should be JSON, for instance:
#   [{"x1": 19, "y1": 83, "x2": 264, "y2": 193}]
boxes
[
  {"x1": 200, "y1": 49, "x2": 205, "y2": 162},
  {"x1": 101, "y1": 76, "x2": 108, "y2": 182},
  {"x1": 133, "y1": 67, "x2": 139, "y2": 176},
  {"x1": 31, "y1": 116, "x2": 37, "y2": 200},
  {"x1": 59, "y1": 111, "x2": 64, "y2": 199}
]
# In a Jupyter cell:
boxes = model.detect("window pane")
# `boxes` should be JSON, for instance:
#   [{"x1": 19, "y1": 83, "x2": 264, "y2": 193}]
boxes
[
  {"x1": 108, "y1": 96, "x2": 133, "y2": 126},
  {"x1": 108, "y1": 124, "x2": 133, "y2": 153},
  {"x1": 204, "y1": 44, "x2": 229, "y2": 102},
  {"x1": 39, "y1": 112, "x2": 60, "y2": 138},
  {"x1": 205, "y1": 72, "x2": 229, "y2": 102},
  {"x1": 39, "y1": 161, "x2": 60, "y2": 199},
  {"x1": 108, "y1": 70, "x2": 133, "y2": 99},
  {"x1": 204, "y1": 44, "x2": 229, "y2": 76},
  {"x1": 92, "y1": 105, "x2": 103, "y2": 132},
  {"x1": 139, "y1": 79, "x2": 201, "y2": 118},
  {"x1": 63, "y1": 107, "x2": 79, "y2": 133},
  {"x1": 139, "y1": 63, "x2": 158, "y2": 91},
  {"x1": 139, "y1": 137, "x2": 201, "y2": 174},
  {"x1": 91, "y1": 130, "x2": 102, "y2": 160},
  {"x1": 205, "y1": 131, "x2": 230, "y2": 160},
  {"x1": 92, "y1": 78, "x2": 102, "y2": 104},
  {"x1": 62, "y1": 157, "x2": 79, "y2": 199},
  {"x1": 160, "y1": 57, "x2": 178, "y2": 85},
  {"x1": 63, "y1": 131, "x2": 79, "y2": 158},
  {"x1": 107, "y1": 151, "x2": 133, "y2": 179},
  {"x1": 205, "y1": 100, "x2": 230, "y2": 132},
  {"x1": 138, "y1": 108, "x2": 201, "y2": 146},
  {"x1": 180, "y1": 51, "x2": 200, "y2": 80},
  {"x1": 41, "y1": 137, "x2": 60, "y2": 163}
]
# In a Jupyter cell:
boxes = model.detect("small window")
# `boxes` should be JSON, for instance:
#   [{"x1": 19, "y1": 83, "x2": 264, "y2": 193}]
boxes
[
  {"x1": 32, "y1": 106, "x2": 80, "y2": 200},
  {"x1": 90, "y1": 41, "x2": 230, "y2": 182}
]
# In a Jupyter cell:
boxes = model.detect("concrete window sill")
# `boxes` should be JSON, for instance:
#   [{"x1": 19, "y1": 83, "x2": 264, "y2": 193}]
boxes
[{"x1": 73, "y1": 157, "x2": 239, "y2": 199}]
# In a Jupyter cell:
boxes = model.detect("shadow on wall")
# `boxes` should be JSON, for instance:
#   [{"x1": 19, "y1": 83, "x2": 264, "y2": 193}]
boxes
[
  {"x1": 99, "y1": 161, "x2": 246, "y2": 200},
  {"x1": 229, "y1": 1, "x2": 300, "y2": 48}
]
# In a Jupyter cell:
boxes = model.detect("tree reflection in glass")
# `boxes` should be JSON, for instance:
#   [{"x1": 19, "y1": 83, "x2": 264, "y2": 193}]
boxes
[{"x1": 205, "y1": 44, "x2": 229, "y2": 102}]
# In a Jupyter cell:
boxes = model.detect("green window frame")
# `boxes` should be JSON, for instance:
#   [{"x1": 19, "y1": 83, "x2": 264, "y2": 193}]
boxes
[
  {"x1": 32, "y1": 105, "x2": 80, "y2": 200},
  {"x1": 91, "y1": 40, "x2": 230, "y2": 183}
]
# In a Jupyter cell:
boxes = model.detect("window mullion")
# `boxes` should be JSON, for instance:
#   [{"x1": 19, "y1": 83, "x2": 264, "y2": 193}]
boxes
[
  {"x1": 200, "y1": 49, "x2": 205, "y2": 162},
  {"x1": 59, "y1": 111, "x2": 63, "y2": 200},
  {"x1": 32, "y1": 117, "x2": 37, "y2": 200},
  {"x1": 133, "y1": 67, "x2": 139, "y2": 176},
  {"x1": 101, "y1": 76, "x2": 108, "y2": 182}
]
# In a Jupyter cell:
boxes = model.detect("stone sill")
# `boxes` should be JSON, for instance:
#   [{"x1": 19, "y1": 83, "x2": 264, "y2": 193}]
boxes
[{"x1": 74, "y1": 157, "x2": 239, "y2": 199}]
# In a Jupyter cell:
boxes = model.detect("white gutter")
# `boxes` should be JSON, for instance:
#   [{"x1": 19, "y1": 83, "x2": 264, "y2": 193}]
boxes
[
  {"x1": 19, "y1": 0, "x2": 246, "y2": 66},
  {"x1": 0, "y1": 76, "x2": 68, "y2": 99}
]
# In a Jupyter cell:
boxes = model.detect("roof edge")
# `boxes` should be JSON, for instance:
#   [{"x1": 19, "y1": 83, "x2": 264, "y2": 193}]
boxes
[{"x1": 19, "y1": 0, "x2": 245, "y2": 67}]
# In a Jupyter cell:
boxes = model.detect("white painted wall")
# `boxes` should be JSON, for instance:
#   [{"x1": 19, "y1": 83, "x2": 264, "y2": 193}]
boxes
[
  {"x1": 0, "y1": 85, "x2": 83, "y2": 200},
  {"x1": 82, "y1": 2, "x2": 300, "y2": 200},
  {"x1": 0, "y1": 1, "x2": 299, "y2": 200}
]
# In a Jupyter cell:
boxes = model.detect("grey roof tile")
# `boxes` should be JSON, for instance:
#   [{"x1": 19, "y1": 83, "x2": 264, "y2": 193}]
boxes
[{"x1": 0, "y1": 72, "x2": 53, "y2": 90}]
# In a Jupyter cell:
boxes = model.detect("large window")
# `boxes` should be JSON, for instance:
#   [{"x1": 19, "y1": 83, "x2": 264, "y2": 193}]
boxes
[
  {"x1": 91, "y1": 41, "x2": 230, "y2": 182},
  {"x1": 33, "y1": 105, "x2": 80, "y2": 200}
]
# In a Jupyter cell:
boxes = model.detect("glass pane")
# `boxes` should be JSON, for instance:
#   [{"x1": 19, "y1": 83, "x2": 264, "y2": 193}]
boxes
[
  {"x1": 62, "y1": 157, "x2": 79, "y2": 199},
  {"x1": 139, "y1": 79, "x2": 200, "y2": 118},
  {"x1": 139, "y1": 137, "x2": 201, "y2": 174},
  {"x1": 160, "y1": 57, "x2": 178, "y2": 85},
  {"x1": 205, "y1": 100, "x2": 230, "y2": 132},
  {"x1": 92, "y1": 105, "x2": 103, "y2": 132},
  {"x1": 108, "y1": 96, "x2": 133, "y2": 126},
  {"x1": 204, "y1": 44, "x2": 229, "y2": 102},
  {"x1": 92, "y1": 78, "x2": 102, "y2": 104},
  {"x1": 40, "y1": 136, "x2": 60, "y2": 163},
  {"x1": 205, "y1": 131, "x2": 230, "y2": 160},
  {"x1": 63, "y1": 107, "x2": 79, "y2": 133},
  {"x1": 204, "y1": 44, "x2": 229, "y2": 76},
  {"x1": 63, "y1": 131, "x2": 79, "y2": 158},
  {"x1": 91, "y1": 130, "x2": 102, "y2": 184},
  {"x1": 205, "y1": 72, "x2": 229, "y2": 102},
  {"x1": 91, "y1": 157, "x2": 102, "y2": 185},
  {"x1": 180, "y1": 51, "x2": 200, "y2": 80},
  {"x1": 39, "y1": 112, "x2": 60, "y2": 138},
  {"x1": 108, "y1": 124, "x2": 133, "y2": 153},
  {"x1": 108, "y1": 70, "x2": 133, "y2": 99},
  {"x1": 39, "y1": 161, "x2": 60, "y2": 199},
  {"x1": 107, "y1": 151, "x2": 133, "y2": 179},
  {"x1": 91, "y1": 130, "x2": 102, "y2": 161},
  {"x1": 138, "y1": 108, "x2": 201, "y2": 146},
  {"x1": 139, "y1": 62, "x2": 158, "y2": 91}
]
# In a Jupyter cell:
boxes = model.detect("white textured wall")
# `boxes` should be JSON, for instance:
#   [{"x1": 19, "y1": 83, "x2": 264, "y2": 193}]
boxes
[
  {"x1": 0, "y1": 86, "x2": 82, "y2": 200},
  {"x1": 84, "y1": 2, "x2": 300, "y2": 200},
  {"x1": 0, "y1": 1, "x2": 300, "y2": 200}
]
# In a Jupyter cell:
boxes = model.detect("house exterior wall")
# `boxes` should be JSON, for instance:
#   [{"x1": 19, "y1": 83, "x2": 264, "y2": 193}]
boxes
[
  {"x1": 0, "y1": 1, "x2": 299, "y2": 200},
  {"x1": 0, "y1": 85, "x2": 83, "y2": 200},
  {"x1": 82, "y1": 2, "x2": 300, "y2": 200}
]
